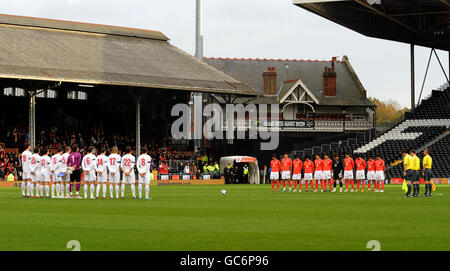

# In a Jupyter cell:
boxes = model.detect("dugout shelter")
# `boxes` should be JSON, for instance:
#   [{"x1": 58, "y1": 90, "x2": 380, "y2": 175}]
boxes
[{"x1": 220, "y1": 156, "x2": 261, "y2": 184}]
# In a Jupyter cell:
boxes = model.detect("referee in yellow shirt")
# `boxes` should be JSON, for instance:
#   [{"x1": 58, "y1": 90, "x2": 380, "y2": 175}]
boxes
[
  {"x1": 410, "y1": 149, "x2": 421, "y2": 198},
  {"x1": 422, "y1": 149, "x2": 433, "y2": 197},
  {"x1": 402, "y1": 150, "x2": 413, "y2": 197}
]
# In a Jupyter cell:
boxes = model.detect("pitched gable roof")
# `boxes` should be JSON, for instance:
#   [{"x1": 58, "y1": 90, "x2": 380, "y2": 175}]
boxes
[{"x1": 204, "y1": 57, "x2": 375, "y2": 106}]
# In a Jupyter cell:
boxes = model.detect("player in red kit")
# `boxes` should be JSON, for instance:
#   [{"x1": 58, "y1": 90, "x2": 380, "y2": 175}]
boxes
[
  {"x1": 322, "y1": 154, "x2": 333, "y2": 192},
  {"x1": 292, "y1": 155, "x2": 303, "y2": 192},
  {"x1": 355, "y1": 156, "x2": 367, "y2": 192},
  {"x1": 366, "y1": 157, "x2": 376, "y2": 192},
  {"x1": 343, "y1": 153, "x2": 355, "y2": 192},
  {"x1": 303, "y1": 156, "x2": 314, "y2": 192},
  {"x1": 270, "y1": 154, "x2": 281, "y2": 192},
  {"x1": 313, "y1": 154, "x2": 323, "y2": 192},
  {"x1": 375, "y1": 154, "x2": 386, "y2": 192},
  {"x1": 281, "y1": 153, "x2": 293, "y2": 192}
]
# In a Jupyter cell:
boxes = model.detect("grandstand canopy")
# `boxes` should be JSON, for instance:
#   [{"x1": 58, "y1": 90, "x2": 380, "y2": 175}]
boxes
[
  {"x1": 0, "y1": 14, "x2": 257, "y2": 95},
  {"x1": 294, "y1": 0, "x2": 450, "y2": 52}
]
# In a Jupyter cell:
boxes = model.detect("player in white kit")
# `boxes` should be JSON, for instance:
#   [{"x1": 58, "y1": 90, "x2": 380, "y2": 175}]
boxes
[
  {"x1": 21, "y1": 144, "x2": 32, "y2": 197},
  {"x1": 60, "y1": 146, "x2": 71, "y2": 198},
  {"x1": 121, "y1": 146, "x2": 136, "y2": 199},
  {"x1": 50, "y1": 148, "x2": 63, "y2": 198},
  {"x1": 29, "y1": 147, "x2": 41, "y2": 198},
  {"x1": 137, "y1": 146, "x2": 152, "y2": 200},
  {"x1": 95, "y1": 147, "x2": 109, "y2": 199},
  {"x1": 81, "y1": 146, "x2": 97, "y2": 199},
  {"x1": 108, "y1": 146, "x2": 122, "y2": 199},
  {"x1": 39, "y1": 148, "x2": 52, "y2": 198}
]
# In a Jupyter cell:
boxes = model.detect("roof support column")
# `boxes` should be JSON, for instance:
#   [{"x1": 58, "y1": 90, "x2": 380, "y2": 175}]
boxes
[
  {"x1": 136, "y1": 93, "x2": 141, "y2": 157},
  {"x1": 194, "y1": 0, "x2": 204, "y2": 156},
  {"x1": 28, "y1": 90, "x2": 36, "y2": 150},
  {"x1": 410, "y1": 44, "x2": 416, "y2": 110}
]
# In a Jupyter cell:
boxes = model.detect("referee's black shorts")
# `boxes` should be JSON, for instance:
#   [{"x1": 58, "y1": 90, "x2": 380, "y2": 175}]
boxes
[
  {"x1": 424, "y1": 169, "x2": 432, "y2": 181},
  {"x1": 70, "y1": 169, "x2": 82, "y2": 183},
  {"x1": 405, "y1": 169, "x2": 413, "y2": 181},
  {"x1": 411, "y1": 170, "x2": 420, "y2": 182}
]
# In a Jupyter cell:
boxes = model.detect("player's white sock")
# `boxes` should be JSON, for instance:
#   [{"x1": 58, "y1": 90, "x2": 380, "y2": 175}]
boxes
[
  {"x1": 138, "y1": 184, "x2": 143, "y2": 198},
  {"x1": 115, "y1": 185, "x2": 120, "y2": 198},
  {"x1": 90, "y1": 184, "x2": 95, "y2": 198},
  {"x1": 40, "y1": 185, "x2": 44, "y2": 197},
  {"x1": 30, "y1": 183, "x2": 34, "y2": 197},
  {"x1": 84, "y1": 184, "x2": 88, "y2": 198},
  {"x1": 110, "y1": 184, "x2": 114, "y2": 198},
  {"x1": 51, "y1": 184, "x2": 55, "y2": 197},
  {"x1": 21, "y1": 182, "x2": 25, "y2": 196},
  {"x1": 102, "y1": 184, "x2": 106, "y2": 198},
  {"x1": 121, "y1": 184, "x2": 125, "y2": 198},
  {"x1": 26, "y1": 182, "x2": 31, "y2": 196},
  {"x1": 65, "y1": 184, "x2": 70, "y2": 197},
  {"x1": 45, "y1": 185, "x2": 50, "y2": 197},
  {"x1": 145, "y1": 184, "x2": 149, "y2": 198},
  {"x1": 131, "y1": 184, "x2": 136, "y2": 198},
  {"x1": 35, "y1": 184, "x2": 40, "y2": 196},
  {"x1": 96, "y1": 184, "x2": 101, "y2": 197}
]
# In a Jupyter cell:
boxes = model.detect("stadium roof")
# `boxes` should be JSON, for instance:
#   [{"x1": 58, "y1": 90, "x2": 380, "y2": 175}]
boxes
[
  {"x1": 0, "y1": 14, "x2": 257, "y2": 95},
  {"x1": 294, "y1": 0, "x2": 450, "y2": 52},
  {"x1": 204, "y1": 57, "x2": 375, "y2": 107}
]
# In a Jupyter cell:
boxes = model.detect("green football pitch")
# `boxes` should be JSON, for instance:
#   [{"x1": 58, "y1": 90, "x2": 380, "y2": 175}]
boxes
[{"x1": 0, "y1": 184, "x2": 449, "y2": 251}]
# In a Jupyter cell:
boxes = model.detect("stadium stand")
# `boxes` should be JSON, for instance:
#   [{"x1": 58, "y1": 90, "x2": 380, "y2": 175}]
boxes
[{"x1": 353, "y1": 84, "x2": 450, "y2": 179}]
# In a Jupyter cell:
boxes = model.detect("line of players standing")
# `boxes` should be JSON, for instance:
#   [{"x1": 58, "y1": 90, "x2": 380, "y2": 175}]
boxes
[
  {"x1": 269, "y1": 153, "x2": 386, "y2": 193},
  {"x1": 19, "y1": 143, "x2": 153, "y2": 200}
]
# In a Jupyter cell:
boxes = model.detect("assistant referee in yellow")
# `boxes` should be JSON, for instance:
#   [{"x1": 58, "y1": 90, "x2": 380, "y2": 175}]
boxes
[
  {"x1": 422, "y1": 149, "x2": 433, "y2": 197},
  {"x1": 409, "y1": 150, "x2": 421, "y2": 197},
  {"x1": 403, "y1": 150, "x2": 413, "y2": 197}
]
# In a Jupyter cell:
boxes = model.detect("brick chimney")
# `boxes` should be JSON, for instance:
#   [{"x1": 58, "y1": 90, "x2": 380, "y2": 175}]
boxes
[
  {"x1": 323, "y1": 57, "x2": 337, "y2": 97},
  {"x1": 263, "y1": 67, "x2": 277, "y2": 95}
]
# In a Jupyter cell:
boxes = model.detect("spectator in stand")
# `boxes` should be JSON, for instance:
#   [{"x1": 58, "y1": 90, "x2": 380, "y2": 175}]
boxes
[
  {"x1": 201, "y1": 152, "x2": 208, "y2": 166},
  {"x1": 0, "y1": 165, "x2": 5, "y2": 180},
  {"x1": 6, "y1": 172, "x2": 16, "y2": 182},
  {"x1": 184, "y1": 162, "x2": 191, "y2": 174},
  {"x1": 213, "y1": 161, "x2": 220, "y2": 178},
  {"x1": 190, "y1": 162, "x2": 197, "y2": 175},
  {"x1": 178, "y1": 162, "x2": 185, "y2": 175}
]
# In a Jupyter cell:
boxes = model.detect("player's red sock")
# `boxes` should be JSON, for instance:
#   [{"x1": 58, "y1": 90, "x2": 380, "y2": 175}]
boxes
[
  {"x1": 282, "y1": 182, "x2": 286, "y2": 189},
  {"x1": 315, "y1": 182, "x2": 318, "y2": 190},
  {"x1": 294, "y1": 181, "x2": 297, "y2": 190},
  {"x1": 305, "y1": 182, "x2": 309, "y2": 191},
  {"x1": 299, "y1": 182, "x2": 302, "y2": 191},
  {"x1": 376, "y1": 182, "x2": 379, "y2": 190},
  {"x1": 320, "y1": 181, "x2": 324, "y2": 190},
  {"x1": 368, "y1": 182, "x2": 371, "y2": 190},
  {"x1": 271, "y1": 181, "x2": 274, "y2": 191},
  {"x1": 345, "y1": 181, "x2": 349, "y2": 190},
  {"x1": 329, "y1": 181, "x2": 333, "y2": 190},
  {"x1": 362, "y1": 182, "x2": 365, "y2": 190},
  {"x1": 288, "y1": 181, "x2": 292, "y2": 189},
  {"x1": 381, "y1": 182, "x2": 384, "y2": 190},
  {"x1": 357, "y1": 182, "x2": 360, "y2": 191},
  {"x1": 276, "y1": 181, "x2": 280, "y2": 191},
  {"x1": 351, "y1": 181, "x2": 354, "y2": 190}
]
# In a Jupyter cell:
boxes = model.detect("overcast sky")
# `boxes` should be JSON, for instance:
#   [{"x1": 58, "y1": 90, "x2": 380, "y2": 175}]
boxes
[{"x1": 2, "y1": 0, "x2": 448, "y2": 108}]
